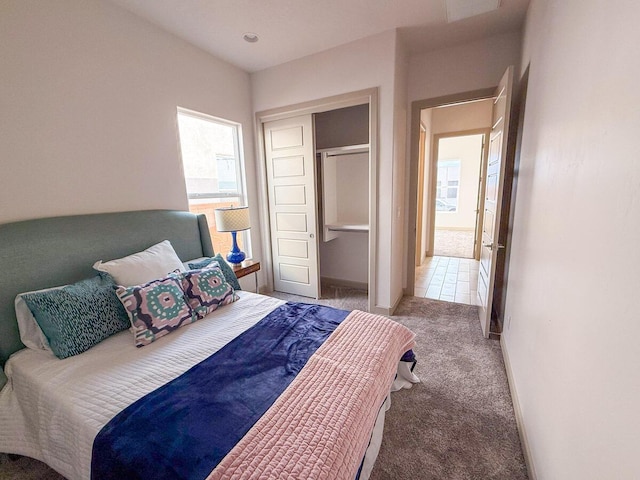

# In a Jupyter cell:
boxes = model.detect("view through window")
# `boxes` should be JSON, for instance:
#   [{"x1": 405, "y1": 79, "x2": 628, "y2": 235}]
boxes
[
  {"x1": 177, "y1": 108, "x2": 249, "y2": 258},
  {"x1": 436, "y1": 159, "x2": 461, "y2": 212}
]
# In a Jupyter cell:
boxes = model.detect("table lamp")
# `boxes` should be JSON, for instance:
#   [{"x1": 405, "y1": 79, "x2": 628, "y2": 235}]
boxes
[{"x1": 214, "y1": 206, "x2": 250, "y2": 265}]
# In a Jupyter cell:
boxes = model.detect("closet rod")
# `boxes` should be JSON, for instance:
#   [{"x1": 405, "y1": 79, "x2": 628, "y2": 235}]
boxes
[{"x1": 316, "y1": 143, "x2": 369, "y2": 156}]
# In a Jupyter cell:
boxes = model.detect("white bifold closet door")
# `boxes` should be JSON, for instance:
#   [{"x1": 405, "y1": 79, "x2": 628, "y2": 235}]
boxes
[{"x1": 263, "y1": 115, "x2": 320, "y2": 298}]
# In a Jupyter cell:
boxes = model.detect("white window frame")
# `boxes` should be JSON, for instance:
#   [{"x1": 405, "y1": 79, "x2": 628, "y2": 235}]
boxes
[{"x1": 176, "y1": 107, "x2": 251, "y2": 257}]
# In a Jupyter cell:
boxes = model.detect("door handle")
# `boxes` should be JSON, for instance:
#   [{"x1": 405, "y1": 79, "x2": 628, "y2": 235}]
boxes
[
  {"x1": 483, "y1": 242, "x2": 505, "y2": 251},
  {"x1": 310, "y1": 233, "x2": 315, "y2": 239}
]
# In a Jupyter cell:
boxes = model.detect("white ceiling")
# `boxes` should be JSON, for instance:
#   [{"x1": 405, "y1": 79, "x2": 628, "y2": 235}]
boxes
[{"x1": 106, "y1": 0, "x2": 529, "y2": 73}]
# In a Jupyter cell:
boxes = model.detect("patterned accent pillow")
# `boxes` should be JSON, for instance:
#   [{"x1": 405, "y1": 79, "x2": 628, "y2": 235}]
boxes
[
  {"x1": 22, "y1": 275, "x2": 130, "y2": 359},
  {"x1": 116, "y1": 275, "x2": 196, "y2": 347},
  {"x1": 181, "y1": 265, "x2": 237, "y2": 319},
  {"x1": 188, "y1": 253, "x2": 241, "y2": 291}
]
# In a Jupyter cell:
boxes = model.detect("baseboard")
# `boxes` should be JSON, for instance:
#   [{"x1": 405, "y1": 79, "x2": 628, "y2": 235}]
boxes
[
  {"x1": 320, "y1": 276, "x2": 368, "y2": 292},
  {"x1": 501, "y1": 336, "x2": 538, "y2": 480},
  {"x1": 370, "y1": 306, "x2": 390, "y2": 315},
  {"x1": 436, "y1": 227, "x2": 475, "y2": 232},
  {"x1": 368, "y1": 305, "x2": 385, "y2": 315},
  {"x1": 389, "y1": 291, "x2": 403, "y2": 315},
  {"x1": 371, "y1": 291, "x2": 403, "y2": 316}
]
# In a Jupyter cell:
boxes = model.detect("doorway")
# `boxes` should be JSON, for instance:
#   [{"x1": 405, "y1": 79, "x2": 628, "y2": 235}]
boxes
[
  {"x1": 408, "y1": 66, "x2": 516, "y2": 338},
  {"x1": 420, "y1": 132, "x2": 486, "y2": 305},
  {"x1": 408, "y1": 92, "x2": 495, "y2": 308},
  {"x1": 411, "y1": 98, "x2": 494, "y2": 307},
  {"x1": 433, "y1": 133, "x2": 485, "y2": 259}
]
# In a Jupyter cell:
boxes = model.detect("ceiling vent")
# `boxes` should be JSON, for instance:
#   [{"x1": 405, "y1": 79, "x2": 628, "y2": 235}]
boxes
[{"x1": 445, "y1": 0, "x2": 501, "y2": 23}]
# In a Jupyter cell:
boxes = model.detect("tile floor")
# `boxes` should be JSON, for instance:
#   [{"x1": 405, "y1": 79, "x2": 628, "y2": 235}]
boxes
[{"x1": 414, "y1": 256, "x2": 480, "y2": 305}]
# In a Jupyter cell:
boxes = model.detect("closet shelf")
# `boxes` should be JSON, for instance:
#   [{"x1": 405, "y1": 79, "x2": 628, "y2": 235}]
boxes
[
  {"x1": 316, "y1": 144, "x2": 369, "y2": 156},
  {"x1": 326, "y1": 223, "x2": 369, "y2": 233}
]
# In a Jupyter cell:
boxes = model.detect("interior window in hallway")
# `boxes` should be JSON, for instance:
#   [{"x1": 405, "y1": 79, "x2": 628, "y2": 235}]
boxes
[{"x1": 414, "y1": 256, "x2": 479, "y2": 305}]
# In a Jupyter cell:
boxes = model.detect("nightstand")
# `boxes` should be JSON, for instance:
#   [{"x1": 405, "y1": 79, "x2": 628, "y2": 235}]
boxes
[{"x1": 232, "y1": 260, "x2": 261, "y2": 293}]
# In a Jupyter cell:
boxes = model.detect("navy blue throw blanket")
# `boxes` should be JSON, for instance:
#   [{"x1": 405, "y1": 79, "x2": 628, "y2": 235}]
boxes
[{"x1": 91, "y1": 302, "x2": 349, "y2": 480}]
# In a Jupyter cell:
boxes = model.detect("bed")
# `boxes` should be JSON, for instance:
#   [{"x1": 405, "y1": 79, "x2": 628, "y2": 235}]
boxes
[{"x1": 0, "y1": 210, "x2": 418, "y2": 480}]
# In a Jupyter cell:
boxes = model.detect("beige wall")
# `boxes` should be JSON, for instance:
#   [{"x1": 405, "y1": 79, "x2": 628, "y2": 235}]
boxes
[
  {"x1": 0, "y1": 0, "x2": 262, "y2": 278},
  {"x1": 252, "y1": 30, "x2": 402, "y2": 310},
  {"x1": 319, "y1": 233, "x2": 369, "y2": 285},
  {"x1": 503, "y1": 0, "x2": 640, "y2": 478},
  {"x1": 408, "y1": 31, "x2": 522, "y2": 103},
  {"x1": 431, "y1": 100, "x2": 493, "y2": 134}
]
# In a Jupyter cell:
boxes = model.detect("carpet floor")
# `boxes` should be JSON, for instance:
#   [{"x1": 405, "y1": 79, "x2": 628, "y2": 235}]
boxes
[
  {"x1": 0, "y1": 288, "x2": 527, "y2": 480},
  {"x1": 433, "y1": 229, "x2": 476, "y2": 259}
]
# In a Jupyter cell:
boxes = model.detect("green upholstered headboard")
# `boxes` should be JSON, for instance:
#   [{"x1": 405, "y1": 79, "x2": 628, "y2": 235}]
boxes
[{"x1": 0, "y1": 210, "x2": 214, "y2": 371}]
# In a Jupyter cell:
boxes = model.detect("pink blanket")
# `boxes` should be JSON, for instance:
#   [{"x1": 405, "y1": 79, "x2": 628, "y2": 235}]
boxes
[{"x1": 206, "y1": 309, "x2": 416, "y2": 480}]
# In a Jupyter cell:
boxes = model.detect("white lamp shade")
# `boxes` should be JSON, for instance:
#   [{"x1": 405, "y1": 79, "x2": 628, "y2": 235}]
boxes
[{"x1": 214, "y1": 206, "x2": 250, "y2": 232}]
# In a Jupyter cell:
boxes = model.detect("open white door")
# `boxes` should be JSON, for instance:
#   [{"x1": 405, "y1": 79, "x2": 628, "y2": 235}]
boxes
[
  {"x1": 477, "y1": 66, "x2": 514, "y2": 337},
  {"x1": 263, "y1": 115, "x2": 320, "y2": 298}
]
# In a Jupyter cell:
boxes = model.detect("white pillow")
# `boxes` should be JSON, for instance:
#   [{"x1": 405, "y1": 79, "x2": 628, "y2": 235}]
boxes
[
  {"x1": 15, "y1": 288, "x2": 59, "y2": 352},
  {"x1": 93, "y1": 240, "x2": 186, "y2": 287}
]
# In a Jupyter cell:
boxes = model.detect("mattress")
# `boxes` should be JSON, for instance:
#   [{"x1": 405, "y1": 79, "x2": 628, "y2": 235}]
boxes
[
  {"x1": 1, "y1": 291, "x2": 418, "y2": 480},
  {"x1": 0, "y1": 291, "x2": 286, "y2": 480}
]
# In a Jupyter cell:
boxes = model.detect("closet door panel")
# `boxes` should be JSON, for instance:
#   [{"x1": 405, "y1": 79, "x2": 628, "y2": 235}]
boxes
[
  {"x1": 264, "y1": 115, "x2": 320, "y2": 298},
  {"x1": 277, "y1": 239, "x2": 309, "y2": 259},
  {"x1": 275, "y1": 212, "x2": 308, "y2": 232},
  {"x1": 274, "y1": 185, "x2": 307, "y2": 205},
  {"x1": 272, "y1": 156, "x2": 305, "y2": 177},
  {"x1": 279, "y1": 264, "x2": 310, "y2": 284}
]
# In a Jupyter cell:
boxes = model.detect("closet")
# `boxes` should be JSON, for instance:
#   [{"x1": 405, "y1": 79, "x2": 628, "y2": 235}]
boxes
[
  {"x1": 262, "y1": 103, "x2": 370, "y2": 299},
  {"x1": 315, "y1": 104, "x2": 370, "y2": 291}
]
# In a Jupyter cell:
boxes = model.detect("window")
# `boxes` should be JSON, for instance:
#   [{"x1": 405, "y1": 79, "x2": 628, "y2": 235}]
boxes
[
  {"x1": 176, "y1": 108, "x2": 250, "y2": 257},
  {"x1": 436, "y1": 159, "x2": 460, "y2": 212}
]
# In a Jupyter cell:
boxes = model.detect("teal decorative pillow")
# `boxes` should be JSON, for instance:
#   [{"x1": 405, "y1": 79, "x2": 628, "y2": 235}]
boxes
[
  {"x1": 180, "y1": 265, "x2": 237, "y2": 319},
  {"x1": 22, "y1": 275, "x2": 130, "y2": 359},
  {"x1": 116, "y1": 275, "x2": 196, "y2": 347},
  {"x1": 188, "y1": 254, "x2": 241, "y2": 291}
]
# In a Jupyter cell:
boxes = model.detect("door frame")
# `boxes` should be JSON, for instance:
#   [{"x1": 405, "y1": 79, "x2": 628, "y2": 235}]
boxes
[
  {"x1": 406, "y1": 88, "x2": 494, "y2": 296},
  {"x1": 255, "y1": 88, "x2": 378, "y2": 312},
  {"x1": 429, "y1": 128, "x2": 491, "y2": 261},
  {"x1": 415, "y1": 125, "x2": 427, "y2": 266}
]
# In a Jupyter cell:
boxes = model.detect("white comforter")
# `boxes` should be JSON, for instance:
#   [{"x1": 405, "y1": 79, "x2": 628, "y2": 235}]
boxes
[{"x1": 0, "y1": 292, "x2": 285, "y2": 480}]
